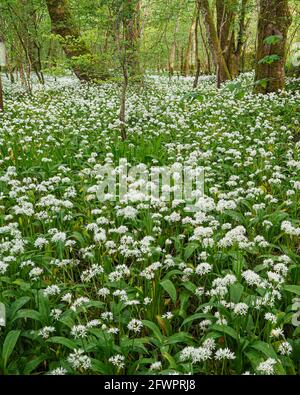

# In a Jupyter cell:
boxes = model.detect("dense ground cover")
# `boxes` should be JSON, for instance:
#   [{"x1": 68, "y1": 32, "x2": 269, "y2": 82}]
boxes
[{"x1": 0, "y1": 73, "x2": 300, "y2": 375}]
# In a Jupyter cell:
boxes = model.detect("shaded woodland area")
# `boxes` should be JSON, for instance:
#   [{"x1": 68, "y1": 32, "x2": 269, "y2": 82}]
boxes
[{"x1": 0, "y1": 0, "x2": 299, "y2": 93}]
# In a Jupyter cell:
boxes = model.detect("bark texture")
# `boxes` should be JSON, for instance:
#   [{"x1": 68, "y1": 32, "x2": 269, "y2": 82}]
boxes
[
  {"x1": 124, "y1": 0, "x2": 142, "y2": 78},
  {"x1": 216, "y1": 0, "x2": 248, "y2": 79},
  {"x1": 254, "y1": 0, "x2": 292, "y2": 93},
  {"x1": 198, "y1": 0, "x2": 231, "y2": 87},
  {"x1": 45, "y1": 0, "x2": 107, "y2": 81}
]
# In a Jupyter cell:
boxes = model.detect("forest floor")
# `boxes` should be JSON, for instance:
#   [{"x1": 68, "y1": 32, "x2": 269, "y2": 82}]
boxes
[{"x1": 0, "y1": 73, "x2": 300, "y2": 375}]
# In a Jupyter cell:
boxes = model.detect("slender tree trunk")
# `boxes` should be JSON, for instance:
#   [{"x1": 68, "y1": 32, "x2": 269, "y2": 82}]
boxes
[
  {"x1": 21, "y1": 0, "x2": 44, "y2": 84},
  {"x1": 254, "y1": 0, "x2": 292, "y2": 93},
  {"x1": 234, "y1": 0, "x2": 249, "y2": 74},
  {"x1": 169, "y1": 19, "x2": 179, "y2": 76},
  {"x1": 119, "y1": 65, "x2": 128, "y2": 141},
  {"x1": 180, "y1": 46, "x2": 185, "y2": 75},
  {"x1": 216, "y1": 0, "x2": 238, "y2": 78},
  {"x1": 193, "y1": 3, "x2": 201, "y2": 88},
  {"x1": 198, "y1": 0, "x2": 231, "y2": 87},
  {"x1": 124, "y1": 0, "x2": 142, "y2": 79},
  {"x1": 45, "y1": 0, "x2": 107, "y2": 82},
  {"x1": 0, "y1": 69, "x2": 3, "y2": 111},
  {"x1": 0, "y1": 37, "x2": 5, "y2": 110},
  {"x1": 183, "y1": 15, "x2": 196, "y2": 76},
  {"x1": 199, "y1": 16, "x2": 211, "y2": 74},
  {"x1": 216, "y1": 0, "x2": 249, "y2": 79}
]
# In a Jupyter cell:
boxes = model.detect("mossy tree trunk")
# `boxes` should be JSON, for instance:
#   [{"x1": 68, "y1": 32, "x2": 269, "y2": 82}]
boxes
[
  {"x1": 45, "y1": 0, "x2": 107, "y2": 82},
  {"x1": 198, "y1": 0, "x2": 231, "y2": 87},
  {"x1": 254, "y1": 0, "x2": 292, "y2": 93},
  {"x1": 169, "y1": 19, "x2": 179, "y2": 76},
  {"x1": 193, "y1": 2, "x2": 201, "y2": 87},
  {"x1": 183, "y1": 14, "x2": 196, "y2": 76},
  {"x1": 123, "y1": 0, "x2": 142, "y2": 79},
  {"x1": 216, "y1": 0, "x2": 249, "y2": 79}
]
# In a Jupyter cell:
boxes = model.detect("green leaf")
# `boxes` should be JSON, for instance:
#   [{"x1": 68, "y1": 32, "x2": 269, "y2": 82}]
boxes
[
  {"x1": 2, "y1": 330, "x2": 21, "y2": 368},
  {"x1": 283, "y1": 285, "x2": 300, "y2": 296},
  {"x1": 91, "y1": 358, "x2": 110, "y2": 374},
  {"x1": 9, "y1": 297, "x2": 31, "y2": 319},
  {"x1": 182, "y1": 281, "x2": 196, "y2": 293},
  {"x1": 246, "y1": 350, "x2": 263, "y2": 370},
  {"x1": 178, "y1": 291, "x2": 190, "y2": 319},
  {"x1": 71, "y1": 231, "x2": 86, "y2": 245},
  {"x1": 293, "y1": 326, "x2": 300, "y2": 338},
  {"x1": 47, "y1": 336, "x2": 77, "y2": 350},
  {"x1": 38, "y1": 291, "x2": 50, "y2": 321},
  {"x1": 162, "y1": 352, "x2": 177, "y2": 369},
  {"x1": 210, "y1": 324, "x2": 238, "y2": 340},
  {"x1": 13, "y1": 309, "x2": 43, "y2": 323},
  {"x1": 23, "y1": 354, "x2": 47, "y2": 374},
  {"x1": 184, "y1": 243, "x2": 199, "y2": 260},
  {"x1": 142, "y1": 320, "x2": 163, "y2": 342},
  {"x1": 230, "y1": 283, "x2": 244, "y2": 303},
  {"x1": 164, "y1": 332, "x2": 192, "y2": 345},
  {"x1": 263, "y1": 35, "x2": 282, "y2": 45},
  {"x1": 258, "y1": 54, "x2": 280, "y2": 65},
  {"x1": 58, "y1": 315, "x2": 75, "y2": 329},
  {"x1": 255, "y1": 79, "x2": 268, "y2": 89},
  {"x1": 181, "y1": 313, "x2": 212, "y2": 327},
  {"x1": 160, "y1": 279, "x2": 177, "y2": 304},
  {"x1": 251, "y1": 341, "x2": 278, "y2": 359}
]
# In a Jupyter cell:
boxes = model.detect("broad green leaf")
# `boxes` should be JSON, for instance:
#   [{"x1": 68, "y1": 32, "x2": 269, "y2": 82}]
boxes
[
  {"x1": 38, "y1": 291, "x2": 50, "y2": 321},
  {"x1": 263, "y1": 35, "x2": 282, "y2": 45},
  {"x1": 142, "y1": 320, "x2": 163, "y2": 342},
  {"x1": 210, "y1": 324, "x2": 238, "y2": 340},
  {"x1": 230, "y1": 283, "x2": 244, "y2": 303},
  {"x1": 2, "y1": 330, "x2": 21, "y2": 368},
  {"x1": 181, "y1": 313, "x2": 212, "y2": 327},
  {"x1": 23, "y1": 354, "x2": 47, "y2": 374},
  {"x1": 13, "y1": 309, "x2": 43, "y2": 323},
  {"x1": 162, "y1": 352, "x2": 177, "y2": 369},
  {"x1": 160, "y1": 279, "x2": 177, "y2": 304},
  {"x1": 293, "y1": 326, "x2": 300, "y2": 337},
  {"x1": 246, "y1": 350, "x2": 263, "y2": 370},
  {"x1": 182, "y1": 281, "x2": 196, "y2": 293},
  {"x1": 283, "y1": 285, "x2": 300, "y2": 296},
  {"x1": 91, "y1": 358, "x2": 110, "y2": 374},
  {"x1": 258, "y1": 54, "x2": 280, "y2": 64},
  {"x1": 9, "y1": 297, "x2": 30, "y2": 319},
  {"x1": 184, "y1": 243, "x2": 199, "y2": 260},
  {"x1": 164, "y1": 332, "x2": 192, "y2": 345},
  {"x1": 251, "y1": 341, "x2": 278, "y2": 359},
  {"x1": 47, "y1": 336, "x2": 77, "y2": 350}
]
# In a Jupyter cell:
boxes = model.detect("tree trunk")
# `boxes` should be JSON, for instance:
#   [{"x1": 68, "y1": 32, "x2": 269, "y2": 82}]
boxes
[
  {"x1": 180, "y1": 46, "x2": 185, "y2": 75},
  {"x1": 169, "y1": 19, "x2": 180, "y2": 76},
  {"x1": 183, "y1": 15, "x2": 196, "y2": 76},
  {"x1": 198, "y1": 0, "x2": 231, "y2": 87},
  {"x1": 45, "y1": 0, "x2": 107, "y2": 82},
  {"x1": 124, "y1": 0, "x2": 142, "y2": 79},
  {"x1": 199, "y1": 16, "x2": 211, "y2": 74},
  {"x1": 216, "y1": 0, "x2": 238, "y2": 78},
  {"x1": 0, "y1": 69, "x2": 3, "y2": 112},
  {"x1": 119, "y1": 66, "x2": 128, "y2": 141},
  {"x1": 193, "y1": 3, "x2": 201, "y2": 88},
  {"x1": 235, "y1": 0, "x2": 249, "y2": 74},
  {"x1": 254, "y1": 0, "x2": 292, "y2": 93},
  {"x1": 216, "y1": 0, "x2": 249, "y2": 79}
]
